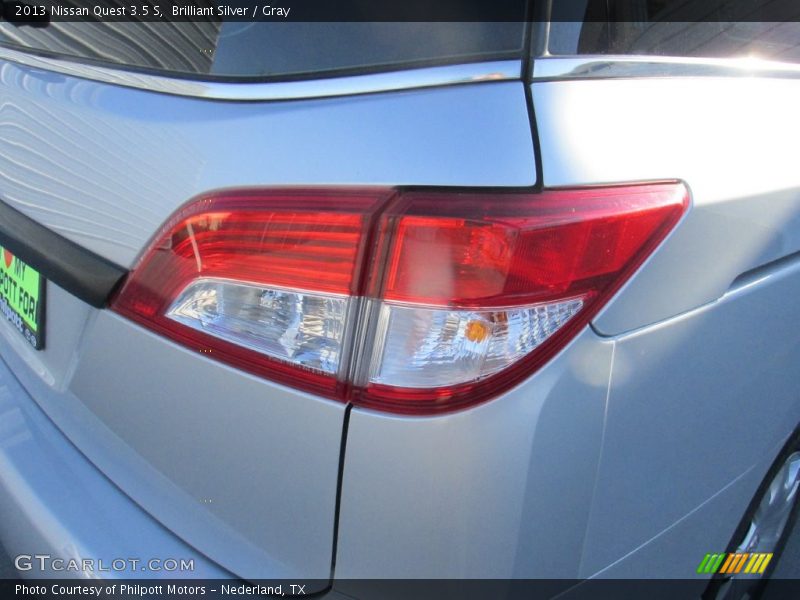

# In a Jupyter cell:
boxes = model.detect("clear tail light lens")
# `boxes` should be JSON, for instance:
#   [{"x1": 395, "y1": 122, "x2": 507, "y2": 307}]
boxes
[
  {"x1": 111, "y1": 183, "x2": 688, "y2": 414},
  {"x1": 166, "y1": 279, "x2": 350, "y2": 376},
  {"x1": 366, "y1": 298, "x2": 585, "y2": 388}
]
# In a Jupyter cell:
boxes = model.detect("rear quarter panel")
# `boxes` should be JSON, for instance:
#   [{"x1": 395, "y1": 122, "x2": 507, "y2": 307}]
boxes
[
  {"x1": 334, "y1": 74, "x2": 800, "y2": 580},
  {"x1": 534, "y1": 74, "x2": 800, "y2": 576}
]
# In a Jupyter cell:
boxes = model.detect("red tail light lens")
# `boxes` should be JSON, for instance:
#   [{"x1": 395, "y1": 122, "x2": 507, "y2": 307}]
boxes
[
  {"x1": 111, "y1": 183, "x2": 688, "y2": 414},
  {"x1": 373, "y1": 186, "x2": 686, "y2": 307},
  {"x1": 358, "y1": 184, "x2": 687, "y2": 413},
  {"x1": 111, "y1": 189, "x2": 390, "y2": 397}
]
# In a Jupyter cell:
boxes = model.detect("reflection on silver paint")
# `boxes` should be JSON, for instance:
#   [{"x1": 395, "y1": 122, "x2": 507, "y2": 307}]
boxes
[
  {"x1": 0, "y1": 44, "x2": 520, "y2": 100},
  {"x1": 0, "y1": 60, "x2": 534, "y2": 267},
  {"x1": 0, "y1": 60, "x2": 199, "y2": 262},
  {"x1": 532, "y1": 55, "x2": 800, "y2": 81},
  {"x1": 0, "y1": 21, "x2": 219, "y2": 77},
  {"x1": 532, "y1": 76, "x2": 800, "y2": 334}
]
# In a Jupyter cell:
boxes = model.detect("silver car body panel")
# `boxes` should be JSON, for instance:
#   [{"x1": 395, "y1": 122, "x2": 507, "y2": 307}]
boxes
[
  {"x1": 336, "y1": 327, "x2": 615, "y2": 580},
  {"x1": 0, "y1": 337, "x2": 229, "y2": 579},
  {"x1": 335, "y1": 236, "x2": 800, "y2": 579},
  {"x1": 0, "y1": 56, "x2": 536, "y2": 580},
  {"x1": 0, "y1": 45, "x2": 522, "y2": 101},
  {"x1": 335, "y1": 72, "x2": 800, "y2": 578},
  {"x1": 0, "y1": 58, "x2": 534, "y2": 268},
  {"x1": 582, "y1": 253, "x2": 800, "y2": 576},
  {"x1": 68, "y1": 310, "x2": 344, "y2": 580},
  {"x1": 532, "y1": 76, "x2": 800, "y2": 334}
]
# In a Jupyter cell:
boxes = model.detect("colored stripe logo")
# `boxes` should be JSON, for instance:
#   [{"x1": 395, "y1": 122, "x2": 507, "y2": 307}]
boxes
[{"x1": 697, "y1": 552, "x2": 773, "y2": 575}]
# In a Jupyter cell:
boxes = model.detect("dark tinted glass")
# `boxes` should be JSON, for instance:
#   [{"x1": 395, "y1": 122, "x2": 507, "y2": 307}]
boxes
[
  {"x1": 548, "y1": 0, "x2": 800, "y2": 64},
  {"x1": 0, "y1": 20, "x2": 524, "y2": 80}
]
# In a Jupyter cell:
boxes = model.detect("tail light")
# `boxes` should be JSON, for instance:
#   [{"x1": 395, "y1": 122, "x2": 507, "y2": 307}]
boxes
[{"x1": 111, "y1": 183, "x2": 688, "y2": 414}]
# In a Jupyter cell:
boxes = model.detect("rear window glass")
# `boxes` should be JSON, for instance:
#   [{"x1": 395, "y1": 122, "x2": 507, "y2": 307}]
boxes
[
  {"x1": 0, "y1": 21, "x2": 524, "y2": 80},
  {"x1": 548, "y1": 0, "x2": 800, "y2": 64}
]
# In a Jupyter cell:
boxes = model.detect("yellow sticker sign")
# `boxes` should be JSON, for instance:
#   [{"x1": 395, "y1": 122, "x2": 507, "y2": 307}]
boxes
[{"x1": 0, "y1": 246, "x2": 44, "y2": 349}]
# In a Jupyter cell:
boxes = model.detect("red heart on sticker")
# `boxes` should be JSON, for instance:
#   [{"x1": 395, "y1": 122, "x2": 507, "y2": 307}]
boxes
[{"x1": 3, "y1": 249, "x2": 12, "y2": 269}]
